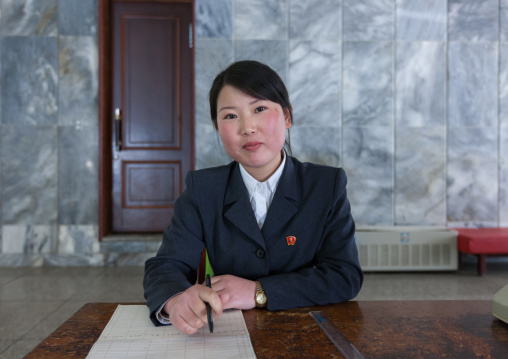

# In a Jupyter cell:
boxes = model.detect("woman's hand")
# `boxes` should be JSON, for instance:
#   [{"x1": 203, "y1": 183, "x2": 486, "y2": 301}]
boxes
[
  {"x1": 163, "y1": 284, "x2": 223, "y2": 334},
  {"x1": 210, "y1": 275, "x2": 257, "y2": 310}
]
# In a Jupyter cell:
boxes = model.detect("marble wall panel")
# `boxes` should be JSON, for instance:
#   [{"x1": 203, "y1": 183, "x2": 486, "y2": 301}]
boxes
[
  {"x1": 501, "y1": 43, "x2": 508, "y2": 128},
  {"x1": 343, "y1": 41, "x2": 393, "y2": 127},
  {"x1": 59, "y1": 36, "x2": 98, "y2": 127},
  {"x1": 58, "y1": 126, "x2": 98, "y2": 225},
  {"x1": 235, "y1": 40, "x2": 287, "y2": 83},
  {"x1": 343, "y1": 0, "x2": 394, "y2": 41},
  {"x1": 448, "y1": 0, "x2": 498, "y2": 42},
  {"x1": 501, "y1": 127, "x2": 508, "y2": 226},
  {"x1": 396, "y1": 42, "x2": 446, "y2": 127},
  {"x1": 58, "y1": 225, "x2": 99, "y2": 254},
  {"x1": 289, "y1": 40, "x2": 341, "y2": 127},
  {"x1": 290, "y1": 126, "x2": 341, "y2": 167},
  {"x1": 2, "y1": 126, "x2": 57, "y2": 224},
  {"x1": 502, "y1": 0, "x2": 508, "y2": 42},
  {"x1": 448, "y1": 43, "x2": 498, "y2": 128},
  {"x1": 289, "y1": 0, "x2": 342, "y2": 40},
  {"x1": 235, "y1": 0, "x2": 287, "y2": 40},
  {"x1": 395, "y1": 127, "x2": 446, "y2": 225},
  {"x1": 1, "y1": 0, "x2": 57, "y2": 36},
  {"x1": 195, "y1": 38, "x2": 233, "y2": 127},
  {"x1": 194, "y1": 38, "x2": 233, "y2": 169},
  {"x1": 447, "y1": 128, "x2": 498, "y2": 223},
  {"x1": 2, "y1": 225, "x2": 57, "y2": 253},
  {"x1": 195, "y1": 0, "x2": 232, "y2": 38},
  {"x1": 396, "y1": 0, "x2": 446, "y2": 41},
  {"x1": 1, "y1": 37, "x2": 58, "y2": 125},
  {"x1": 58, "y1": 0, "x2": 97, "y2": 36},
  {"x1": 342, "y1": 127, "x2": 393, "y2": 225},
  {"x1": 195, "y1": 123, "x2": 231, "y2": 170}
]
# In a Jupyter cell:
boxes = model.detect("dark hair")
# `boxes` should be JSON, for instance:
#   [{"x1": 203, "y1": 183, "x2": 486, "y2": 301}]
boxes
[{"x1": 209, "y1": 60, "x2": 293, "y2": 155}]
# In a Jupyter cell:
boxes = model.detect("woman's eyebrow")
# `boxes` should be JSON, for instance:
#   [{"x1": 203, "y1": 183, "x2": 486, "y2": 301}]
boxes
[{"x1": 218, "y1": 99, "x2": 262, "y2": 113}]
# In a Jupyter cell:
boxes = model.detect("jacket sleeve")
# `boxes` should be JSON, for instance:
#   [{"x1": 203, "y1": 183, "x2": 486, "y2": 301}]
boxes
[
  {"x1": 143, "y1": 172, "x2": 205, "y2": 326},
  {"x1": 259, "y1": 168, "x2": 363, "y2": 310}
]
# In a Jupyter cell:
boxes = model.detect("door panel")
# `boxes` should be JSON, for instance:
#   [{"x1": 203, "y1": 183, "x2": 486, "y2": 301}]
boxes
[{"x1": 112, "y1": 1, "x2": 193, "y2": 232}]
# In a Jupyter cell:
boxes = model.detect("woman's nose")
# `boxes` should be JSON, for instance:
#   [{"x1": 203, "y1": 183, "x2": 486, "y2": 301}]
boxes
[{"x1": 240, "y1": 115, "x2": 257, "y2": 135}]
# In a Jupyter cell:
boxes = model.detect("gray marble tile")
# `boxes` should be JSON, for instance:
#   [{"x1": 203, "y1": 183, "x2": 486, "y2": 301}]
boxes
[
  {"x1": 343, "y1": 0, "x2": 394, "y2": 41},
  {"x1": 0, "y1": 254, "x2": 43, "y2": 266},
  {"x1": 1, "y1": 0, "x2": 58, "y2": 36},
  {"x1": 235, "y1": 40, "x2": 287, "y2": 83},
  {"x1": 104, "y1": 252, "x2": 156, "y2": 267},
  {"x1": 58, "y1": 36, "x2": 98, "y2": 127},
  {"x1": 290, "y1": 126, "x2": 341, "y2": 167},
  {"x1": 500, "y1": 43, "x2": 508, "y2": 128},
  {"x1": 395, "y1": 127, "x2": 446, "y2": 225},
  {"x1": 58, "y1": 0, "x2": 97, "y2": 36},
  {"x1": 58, "y1": 225, "x2": 99, "y2": 254},
  {"x1": 500, "y1": 127, "x2": 508, "y2": 226},
  {"x1": 396, "y1": 0, "x2": 446, "y2": 41},
  {"x1": 501, "y1": 0, "x2": 508, "y2": 42},
  {"x1": 289, "y1": 0, "x2": 341, "y2": 40},
  {"x1": 448, "y1": 43, "x2": 498, "y2": 128},
  {"x1": 289, "y1": 40, "x2": 341, "y2": 127},
  {"x1": 44, "y1": 253, "x2": 105, "y2": 266},
  {"x1": 2, "y1": 126, "x2": 57, "y2": 224},
  {"x1": 396, "y1": 42, "x2": 446, "y2": 127},
  {"x1": 447, "y1": 128, "x2": 498, "y2": 223},
  {"x1": 342, "y1": 126, "x2": 393, "y2": 225},
  {"x1": 58, "y1": 126, "x2": 98, "y2": 225},
  {"x1": 2, "y1": 225, "x2": 57, "y2": 254},
  {"x1": 235, "y1": 0, "x2": 287, "y2": 40},
  {"x1": 448, "y1": 0, "x2": 498, "y2": 42},
  {"x1": 1, "y1": 37, "x2": 58, "y2": 124},
  {"x1": 196, "y1": 0, "x2": 232, "y2": 38},
  {"x1": 195, "y1": 38, "x2": 233, "y2": 126},
  {"x1": 343, "y1": 41, "x2": 393, "y2": 127},
  {"x1": 195, "y1": 122, "x2": 232, "y2": 170}
]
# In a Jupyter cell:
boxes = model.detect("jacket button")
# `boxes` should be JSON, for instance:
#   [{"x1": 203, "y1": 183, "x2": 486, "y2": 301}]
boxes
[{"x1": 256, "y1": 249, "x2": 265, "y2": 258}]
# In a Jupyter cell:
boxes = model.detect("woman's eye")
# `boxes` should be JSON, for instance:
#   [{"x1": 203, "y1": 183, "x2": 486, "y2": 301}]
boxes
[
  {"x1": 255, "y1": 106, "x2": 266, "y2": 113},
  {"x1": 224, "y1": 114, "x2": 237, "y2": 119}
]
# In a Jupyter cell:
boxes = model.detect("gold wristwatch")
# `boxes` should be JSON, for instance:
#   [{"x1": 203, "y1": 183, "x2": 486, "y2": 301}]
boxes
[{"x1": 255, "y1": 281, "x2": 267, "y2": 308}]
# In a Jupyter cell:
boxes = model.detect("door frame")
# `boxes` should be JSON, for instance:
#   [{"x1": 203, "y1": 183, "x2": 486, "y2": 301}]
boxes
[{"x1": 98, "y1": 0, "x2": 195, "y2": 240}]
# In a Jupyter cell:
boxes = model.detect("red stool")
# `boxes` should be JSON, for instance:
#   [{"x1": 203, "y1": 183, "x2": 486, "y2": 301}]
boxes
[{"x1": 455, "y1": 228, "x2": 508, "y2": 275}]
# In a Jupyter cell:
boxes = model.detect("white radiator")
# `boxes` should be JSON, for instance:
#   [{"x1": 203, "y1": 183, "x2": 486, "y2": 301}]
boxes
[{"x1": 356, "y1": 226, "x2": 458, "y2": 271}]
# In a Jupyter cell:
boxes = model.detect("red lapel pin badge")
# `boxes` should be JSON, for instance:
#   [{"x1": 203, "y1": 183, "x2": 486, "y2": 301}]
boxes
[{"x1": 286, "y1": 236, "x2": 296, "y2": 245}]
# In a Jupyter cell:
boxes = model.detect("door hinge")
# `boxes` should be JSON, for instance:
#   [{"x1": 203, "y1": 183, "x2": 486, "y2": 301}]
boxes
[{"x1": 189, "y1": 23, "x2": 193, "y2": 48}]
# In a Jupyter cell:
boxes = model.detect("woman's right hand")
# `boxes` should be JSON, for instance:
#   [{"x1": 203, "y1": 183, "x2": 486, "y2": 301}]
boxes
[{"x1": 163, "y1": 284, "x2": 223, "y2": 334}]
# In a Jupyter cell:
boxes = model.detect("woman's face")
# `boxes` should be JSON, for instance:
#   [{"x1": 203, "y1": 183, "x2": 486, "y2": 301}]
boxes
[{"x1": 216, "y1": 85, "x2": 291, "y2": 182}]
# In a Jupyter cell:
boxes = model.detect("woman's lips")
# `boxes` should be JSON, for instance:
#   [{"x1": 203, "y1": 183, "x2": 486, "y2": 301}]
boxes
[{"x1": 243, "y1": 142, "x2": 262, "y2": 151}]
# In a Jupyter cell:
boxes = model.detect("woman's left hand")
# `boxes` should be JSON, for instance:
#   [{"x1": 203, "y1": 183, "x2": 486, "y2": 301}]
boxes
[{"x1": 209, "y1": 275, "x2": 257, "y2": 310}]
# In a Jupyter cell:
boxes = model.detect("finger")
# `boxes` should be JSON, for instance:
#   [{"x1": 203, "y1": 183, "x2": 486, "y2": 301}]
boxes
[
  {"x1": 199, "y1": 288, "x2": 223, "y2": 318},
  {"x1": 172, "y1": 312, "x2": 201, "y2": 335}
]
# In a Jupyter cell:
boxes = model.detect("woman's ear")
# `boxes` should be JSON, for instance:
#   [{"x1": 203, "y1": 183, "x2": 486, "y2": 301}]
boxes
[{"x1": 284, "y1": 108, "x2": 292, "y2": 129}]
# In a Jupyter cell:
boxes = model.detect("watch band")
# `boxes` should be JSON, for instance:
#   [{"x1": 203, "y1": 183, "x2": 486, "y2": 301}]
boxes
[{"x1": 255, "y1": 281, "x2": 267, "y2": 308}]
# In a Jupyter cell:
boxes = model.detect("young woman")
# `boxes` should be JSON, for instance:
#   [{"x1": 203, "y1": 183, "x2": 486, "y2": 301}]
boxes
[{"x1": 144, "y1": 60, "x2": 363, "y2": 334}]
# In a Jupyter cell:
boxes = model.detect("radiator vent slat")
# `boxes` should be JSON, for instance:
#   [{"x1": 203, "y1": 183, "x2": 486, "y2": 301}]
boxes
[{"x1": 356, "y1": 227, "x2": 458, "y2": 271}]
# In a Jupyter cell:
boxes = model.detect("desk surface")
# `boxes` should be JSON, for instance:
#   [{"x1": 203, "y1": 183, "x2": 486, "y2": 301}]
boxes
[{"x1": 25, "y1": 300, "x2": 508, "y2": 359}]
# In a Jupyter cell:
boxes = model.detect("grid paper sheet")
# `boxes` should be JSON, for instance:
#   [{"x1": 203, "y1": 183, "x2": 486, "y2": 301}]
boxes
[{"x1": 86, "y1": 305, "x2": 257, "y2": 359}]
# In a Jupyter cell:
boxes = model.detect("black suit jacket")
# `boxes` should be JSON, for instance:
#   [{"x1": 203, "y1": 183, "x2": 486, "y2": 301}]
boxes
[{"x1": 144, "y1": 156, "x2": 363, "y2": 325}]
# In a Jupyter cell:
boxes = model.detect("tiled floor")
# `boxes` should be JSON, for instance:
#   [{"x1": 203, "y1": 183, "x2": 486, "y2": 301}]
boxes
[{"x1": 0, "y1": 260, "x2": 507, "y2": 359}]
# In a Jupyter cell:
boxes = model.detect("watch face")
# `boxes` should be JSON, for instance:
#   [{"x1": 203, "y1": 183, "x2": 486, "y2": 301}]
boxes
[{"x1": 256, "y1": 293, "x2": 267, "y2": 305}]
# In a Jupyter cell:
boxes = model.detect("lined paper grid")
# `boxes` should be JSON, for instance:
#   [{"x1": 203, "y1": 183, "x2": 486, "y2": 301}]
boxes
[{"x1": 86, "y1": 305, "x2": 256, "y2": 359}]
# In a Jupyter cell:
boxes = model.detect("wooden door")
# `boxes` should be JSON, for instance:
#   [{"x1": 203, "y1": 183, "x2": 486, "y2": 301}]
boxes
[{"x1": 110, "y1": 1, "x2": 193, "y2": 232}]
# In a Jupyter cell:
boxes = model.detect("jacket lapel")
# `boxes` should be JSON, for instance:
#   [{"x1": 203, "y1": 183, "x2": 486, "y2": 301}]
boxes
[
  {"x1": 223, "y1": 163, "x2": 266, "y2": 249},
  {"x1": 262, "y1": 157, "x2": 299, "y2": 240}
]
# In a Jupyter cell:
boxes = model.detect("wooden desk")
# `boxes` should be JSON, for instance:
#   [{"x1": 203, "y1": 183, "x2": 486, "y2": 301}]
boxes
[{"x1": 25, "y1": 301, "x2": 508, "y2": 359}]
